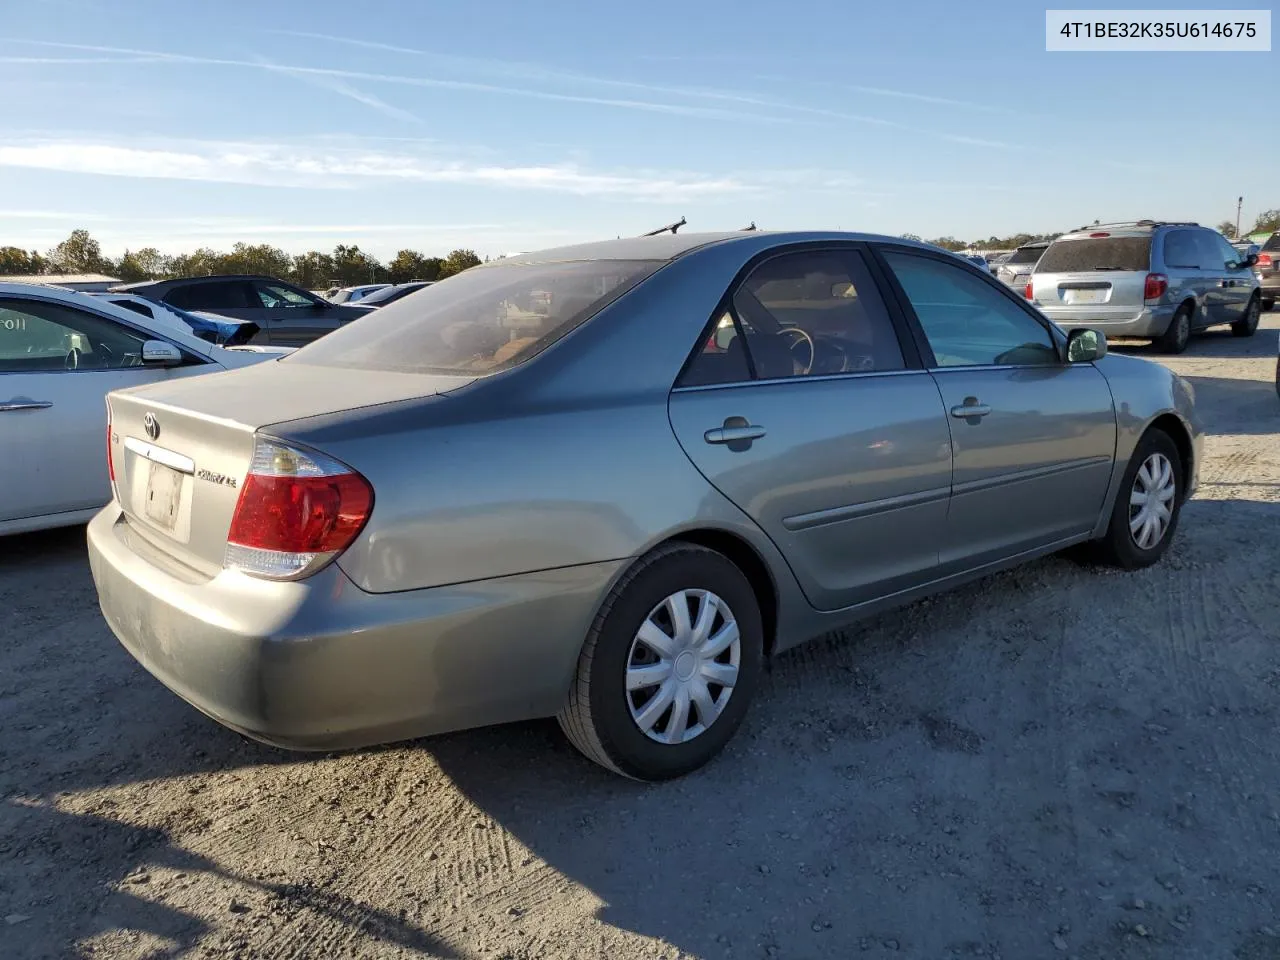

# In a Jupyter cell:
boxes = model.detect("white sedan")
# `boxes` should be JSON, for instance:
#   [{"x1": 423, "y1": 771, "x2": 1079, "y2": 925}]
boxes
[{"x1": 0, "y1": 282, "x2": 292, "y2": 536}]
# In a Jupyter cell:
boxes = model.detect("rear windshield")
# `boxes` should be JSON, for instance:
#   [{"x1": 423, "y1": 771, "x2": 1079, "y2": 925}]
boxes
[
  {"x1": 1007, "y1": 245, "x2": 1047, "y2": 265},
  {"x1": 290, "y1": 259, "x2": 660, "y2": 374},
  {"x1": 1035, "y1": 236, "x2": 1151, "y2": 273},
  {"x1": 1262, "y1": 233, "x2": 1280, "y2": 252}
]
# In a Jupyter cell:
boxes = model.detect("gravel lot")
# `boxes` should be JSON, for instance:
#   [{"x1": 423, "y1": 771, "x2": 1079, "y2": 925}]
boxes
[{"x1": 3, "y1": 316, "x2": 1278, "y2": 960}]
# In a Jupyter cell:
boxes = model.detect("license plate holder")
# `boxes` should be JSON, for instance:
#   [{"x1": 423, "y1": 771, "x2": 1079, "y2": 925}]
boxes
[{"x1": 143, "y1": 461, "x2": 184, "y2": 532}]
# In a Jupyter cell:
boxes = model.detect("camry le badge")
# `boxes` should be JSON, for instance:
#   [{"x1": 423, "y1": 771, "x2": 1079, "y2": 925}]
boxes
[{"x1": 143, "y1": 413, "x2": 159, "y2": 441}]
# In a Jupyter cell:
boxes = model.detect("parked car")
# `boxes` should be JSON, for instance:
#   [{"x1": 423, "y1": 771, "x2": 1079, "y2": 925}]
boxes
[
  {"x1": 88, "y1": 230, "x2": 1202, "y2": 780},
  {"x1": 356, "y1": 281, "x2": 436, "y2": 308},
  {"x1": 87, "y1": 292, "x2": 261, "y2": 346},
  {"x1": 1255, "y1": 232, "x2": 1279, "y2": 311},
  {"x1": 110, "y1": 275, "x2": 370, "y2": 346},
  {"x1": 0, "y1": 283, "x2": 291, "y2": 537},
  {"x1": 329, "y1": 283, "x2": 393, "y2": 304},
  {"x1": 1028, "y1": 220, "x2": 1262, "y2": 354},
  {"x1": 996, "y1": 240, "x2": 1050, "y2": 290}
]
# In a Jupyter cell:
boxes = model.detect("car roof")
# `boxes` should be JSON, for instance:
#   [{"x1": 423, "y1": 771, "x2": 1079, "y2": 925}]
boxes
[
  {"x1": 1056, "y1": 220, "x2": 1201, "y2": 240},
  {"x1": 111, "y1": 274, "x2": 289, "y2": 292},
  {"x1": 491, "y1": 230, "x2": 941, "y2": 266}
]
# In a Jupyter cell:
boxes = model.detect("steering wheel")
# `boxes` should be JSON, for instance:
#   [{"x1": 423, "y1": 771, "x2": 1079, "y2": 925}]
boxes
[
  {"x1": 779, "y1": 327, "x2": 816, "y2": 375},
  {"x1": 64, "y1": 347, "x2": 81, "y2": 371}
]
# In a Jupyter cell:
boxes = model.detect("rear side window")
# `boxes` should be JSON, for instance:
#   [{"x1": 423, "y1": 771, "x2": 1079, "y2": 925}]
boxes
[
  {"x1": 291, "y1": 260, "x2": 660, "y2": 375},
  {"x1": 1162, "y1": 231, "x2": 1202, "y2": 269},
  {"x1": 1035, "y1": 236, "x2": 1151, "y2": 273},
  {"x1": 1261, "y1": 233, "x2": 1280, "y2": 252},
  {"x1": 165, "y1": 281, "x2": 250, "y2": 311}
]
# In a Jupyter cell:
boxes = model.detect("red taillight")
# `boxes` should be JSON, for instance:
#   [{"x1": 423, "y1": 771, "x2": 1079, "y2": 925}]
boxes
[
  {"x1": 1024, "y1": 281, "x2": 1034, "y2": 300},
  {"x1": 106, "y1": 421, "x2": 115, "y2": 482},
  {"x1": 224, "y1": 438, "x2": 373, "y2": 581},
  {"x1": 1089, "y1": 232, "x2": 1110, "y2": 238},
  {"x1": 1259, "y1": 254, "x2": 1273, "y2": 267},
  {"x1": 1143, "y1": 273, "x2": 1168, "y2": 301}
]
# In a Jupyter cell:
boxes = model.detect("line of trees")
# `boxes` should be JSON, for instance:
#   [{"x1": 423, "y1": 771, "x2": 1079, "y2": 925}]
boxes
[
  {"x1": 908, "y1": 209, "x2": 1280, "y2": 251},
  {"x1": 0, "y1": 230, "x2": 485, "y2": 288}
]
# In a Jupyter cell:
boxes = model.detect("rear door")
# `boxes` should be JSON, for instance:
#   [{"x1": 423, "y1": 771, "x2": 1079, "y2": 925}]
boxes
[
  {"x1": 668, "y1": 244, "x2": 953, "y2": 612},
  {"x1": 0, "y1": 295, "x2": 215, "y2": 524},
  {"x1": 876, "y1": 247, "x2": 1117, "y2": 572},
  {"x1": 162, "y1": 280, "x2": 257, "y2": 326}
]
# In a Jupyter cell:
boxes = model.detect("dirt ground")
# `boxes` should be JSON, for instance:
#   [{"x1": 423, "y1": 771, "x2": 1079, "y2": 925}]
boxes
[{"x1": 3, "y1": 316, "x2": 1278, "y2": 960}]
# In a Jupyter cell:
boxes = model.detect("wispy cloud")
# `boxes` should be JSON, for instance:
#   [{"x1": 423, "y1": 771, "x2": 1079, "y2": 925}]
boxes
[
  {"x1": 3, "y1": 41, "x2": 794, "y2": 124},
  {"x1": 251, "y1": 56, "x2": 420, "y2": 124},
  {"x1": 0, "y1": 137, "x2": 762, "y2": 201}
]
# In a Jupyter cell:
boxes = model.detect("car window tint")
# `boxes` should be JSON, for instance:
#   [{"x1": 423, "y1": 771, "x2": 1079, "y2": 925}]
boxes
[
  {"x1": 290, "y1": 260, "x2": 660, "y2": 375},
  {"x1": 0, "y1": 298, "x2": 149, "y2": 373},
  {"x1": 1201, "y1": 233, "x2": 1234, "y2": 270},
  {"x1": 255, "y1": 282, "x2": 316, "y2": 308},
  {"x1": 1162, "y1": 231, "x2": 1202, "y2": 269},
  {"x1": 679, "y1": 311, "x2": 753, "y2": 386},
  {"x1": 1262, "y1": 233, "x2": 1280, "y2": 253},
  {"x1": 110, "y1": 298, "x2": 153, "y2": 318},
  {"x1": 1035, "y1": 236, "x2": 1151, "y2": 273},
  {"x1": 882, "y1": 251, "x2": 1059, "y2": 368},
  {"x1": 1006, "y1": 245, "x2": 1045, "y2": 266},
  {"x1": 166, "y1": 281, "x2": 249, "y2": 310}
]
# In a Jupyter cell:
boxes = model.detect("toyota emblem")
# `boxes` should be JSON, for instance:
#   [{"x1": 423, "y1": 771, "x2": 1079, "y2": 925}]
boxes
[{"x1": 143, "y1": 413, "x2": 159, "y2": 441}]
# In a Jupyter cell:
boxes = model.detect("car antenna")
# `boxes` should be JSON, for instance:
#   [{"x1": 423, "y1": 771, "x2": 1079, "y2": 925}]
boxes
[
  {"x1": 739, "y1": 221, "x2": 757, "y2": 231},
  {"x1": 642, "y1": 216, "x2": 686, "y2": 236}
]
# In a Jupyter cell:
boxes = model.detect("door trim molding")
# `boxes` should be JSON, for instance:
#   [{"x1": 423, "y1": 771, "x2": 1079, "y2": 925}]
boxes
[{"x1": 782, "y1": 484, "x2": 951, "y2": 531}]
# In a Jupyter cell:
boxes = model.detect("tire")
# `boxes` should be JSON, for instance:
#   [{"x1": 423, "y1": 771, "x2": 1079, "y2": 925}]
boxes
[
  {"x1": 557, "y1": 543, "x2": 764, "y2": 781},
  {"x1": 1231, "y1": 296, "x2": 1261, "y2": 337},
  {"x1": 1091, "y1": 429, "x2": 1185, "y2": 570},
  {"x1": 1155, "y1": 303, "x2": 1192, "y2": 354}
]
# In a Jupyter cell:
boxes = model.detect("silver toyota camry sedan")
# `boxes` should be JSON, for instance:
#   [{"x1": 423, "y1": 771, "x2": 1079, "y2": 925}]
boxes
[{"x1": 88, "y1": 231, "x2": 1202, "y2": 780}]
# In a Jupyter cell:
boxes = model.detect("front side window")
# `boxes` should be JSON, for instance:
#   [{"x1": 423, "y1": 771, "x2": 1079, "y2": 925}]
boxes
[
  {"x1": 680, "y1": 248, "x2": 905, "y2": 387},
  {"x1": 291, "y1": 259, "x2": 660, "y2": 375},
  {"x1": 0, "y1": 298, "x2": 150, "y2": 373},
  {"x1": 881, "y1": 251, "x2": 1059, "y2": 368},
  {"x1": 255, "y1": 282, "x2": 318, "y2": 309}
]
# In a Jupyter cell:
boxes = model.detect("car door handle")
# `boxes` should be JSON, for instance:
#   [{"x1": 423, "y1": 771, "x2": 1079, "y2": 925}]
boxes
[
  {"x1": 0, "y1": 400, "x2": 53, "y2": 412},
  {"x1": 950, "y1": 402, "x2": 992, "y2": 419},
  {"x1": 704, "y1": 422, "x2": 766, "y2": 444}
]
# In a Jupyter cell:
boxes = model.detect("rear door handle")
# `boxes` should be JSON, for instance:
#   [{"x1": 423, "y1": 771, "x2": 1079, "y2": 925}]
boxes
[
  {"x1": 0, "y1": 400, "x2": 53, "y2": 412},
  {"x1": 704, "y1": 422, "x2": 766, "y2": 445},
  {"x1": 950, "y1": 402, "x2": 992, "y2": 419}
]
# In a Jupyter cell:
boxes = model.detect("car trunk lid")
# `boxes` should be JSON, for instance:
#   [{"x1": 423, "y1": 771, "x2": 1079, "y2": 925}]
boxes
[
  {"x1": 106, "y1": 362, "x2": 474, "y2": 577},
  {"x1": 1030, "y1": 233, "x2": 1153, "y2": 318}
]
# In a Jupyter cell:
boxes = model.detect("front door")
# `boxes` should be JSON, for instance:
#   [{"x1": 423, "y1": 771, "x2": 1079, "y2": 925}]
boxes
[
  {"x1": 249, "y1": 280, "x2": 341, "y2": 346},
  {"x1": 1205, "y1": 232, "x2": 1255, "y2": 325},
  {"x1": 668, "y1": 246, "x2": 953, "y2": 612},
  {"x1": 876, "y1": 248, "x2": 1117, "y2": 572}
]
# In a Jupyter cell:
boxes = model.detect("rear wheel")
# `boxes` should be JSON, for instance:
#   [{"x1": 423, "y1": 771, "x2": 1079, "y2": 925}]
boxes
[
  {"x1": 558, "y1": 543, "x2": 764, "y2": 781},
  {"x1": 1155, "y1": 303, "x2": 1192, "y2": 354},
  {"x1": 1231, "y1": 296, "x2": 1261, "y2": 337},
  {"x1": 1092, "y1": 429, "x2": 1184, "y2": 570}
]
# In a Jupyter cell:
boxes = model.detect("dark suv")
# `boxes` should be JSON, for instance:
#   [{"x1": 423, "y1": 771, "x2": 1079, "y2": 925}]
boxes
[{"x1": 110, "y1": 275, "x2": 371, "y2": 346}]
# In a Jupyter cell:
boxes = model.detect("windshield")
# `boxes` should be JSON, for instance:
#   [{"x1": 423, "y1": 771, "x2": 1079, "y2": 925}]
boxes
[
  {"x1": 290, "y1": 259, "x2": 661, "y2": 374},
  {"x1": 1035, "y1": 236, "x2": 1151, "y2": 273}
]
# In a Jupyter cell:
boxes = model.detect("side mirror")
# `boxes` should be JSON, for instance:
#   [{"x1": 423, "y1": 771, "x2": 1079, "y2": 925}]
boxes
[
  {"x1": 1243, "y1": 253, "x2": 1259, "y2": 269},
  {"x1": 1066, "y1": 328, "x2": 1107, "y2": 363},
  {"x1": 141, "y1": 340, "x2": 183, "y2": 366}
]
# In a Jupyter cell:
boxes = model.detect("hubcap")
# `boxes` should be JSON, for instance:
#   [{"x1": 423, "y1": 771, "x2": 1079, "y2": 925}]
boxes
[
  {"x1": 1129, "y1": 452, "x2": 1177, "y2": 550},
  {"x1": 626, "y1": 589, "x2": 741, "y2": 745}
]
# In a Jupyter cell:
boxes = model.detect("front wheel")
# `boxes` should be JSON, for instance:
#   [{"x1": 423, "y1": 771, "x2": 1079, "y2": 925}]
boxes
[
  {"x1": 558, "y1": 543, "x2": 764, "y2": 781},
  {"x1": 1231, "y1": 296, "x2": 1261, "y2": 337},
  {"x1": 1092, "y1": 429, "x2": 1185, "y2": 570},
  {"x1": 1155, "y1": 304, "x2": 1192, "y2": 354}
]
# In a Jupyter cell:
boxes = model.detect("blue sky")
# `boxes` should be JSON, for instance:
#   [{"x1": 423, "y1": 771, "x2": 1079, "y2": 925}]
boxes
[{"x1": 1, "y1": 0, "x2": 1276, "y2": 259}]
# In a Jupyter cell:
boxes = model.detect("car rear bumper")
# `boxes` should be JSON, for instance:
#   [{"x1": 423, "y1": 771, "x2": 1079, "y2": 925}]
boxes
[
  {"x1": 1258, "y1": 275, "x2": 1280, "y2": 297},
  {"x1": 87, "y1": 506, "x2": 623, "y2": 750},
  {"x1": 1037, "y1": 303, "x2": 1174, "y2": 338}
]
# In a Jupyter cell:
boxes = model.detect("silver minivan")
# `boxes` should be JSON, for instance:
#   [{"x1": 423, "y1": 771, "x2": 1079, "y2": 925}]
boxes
[{"x1": 1029, "y1": 221, "x2": 1262, "y2": 354}]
